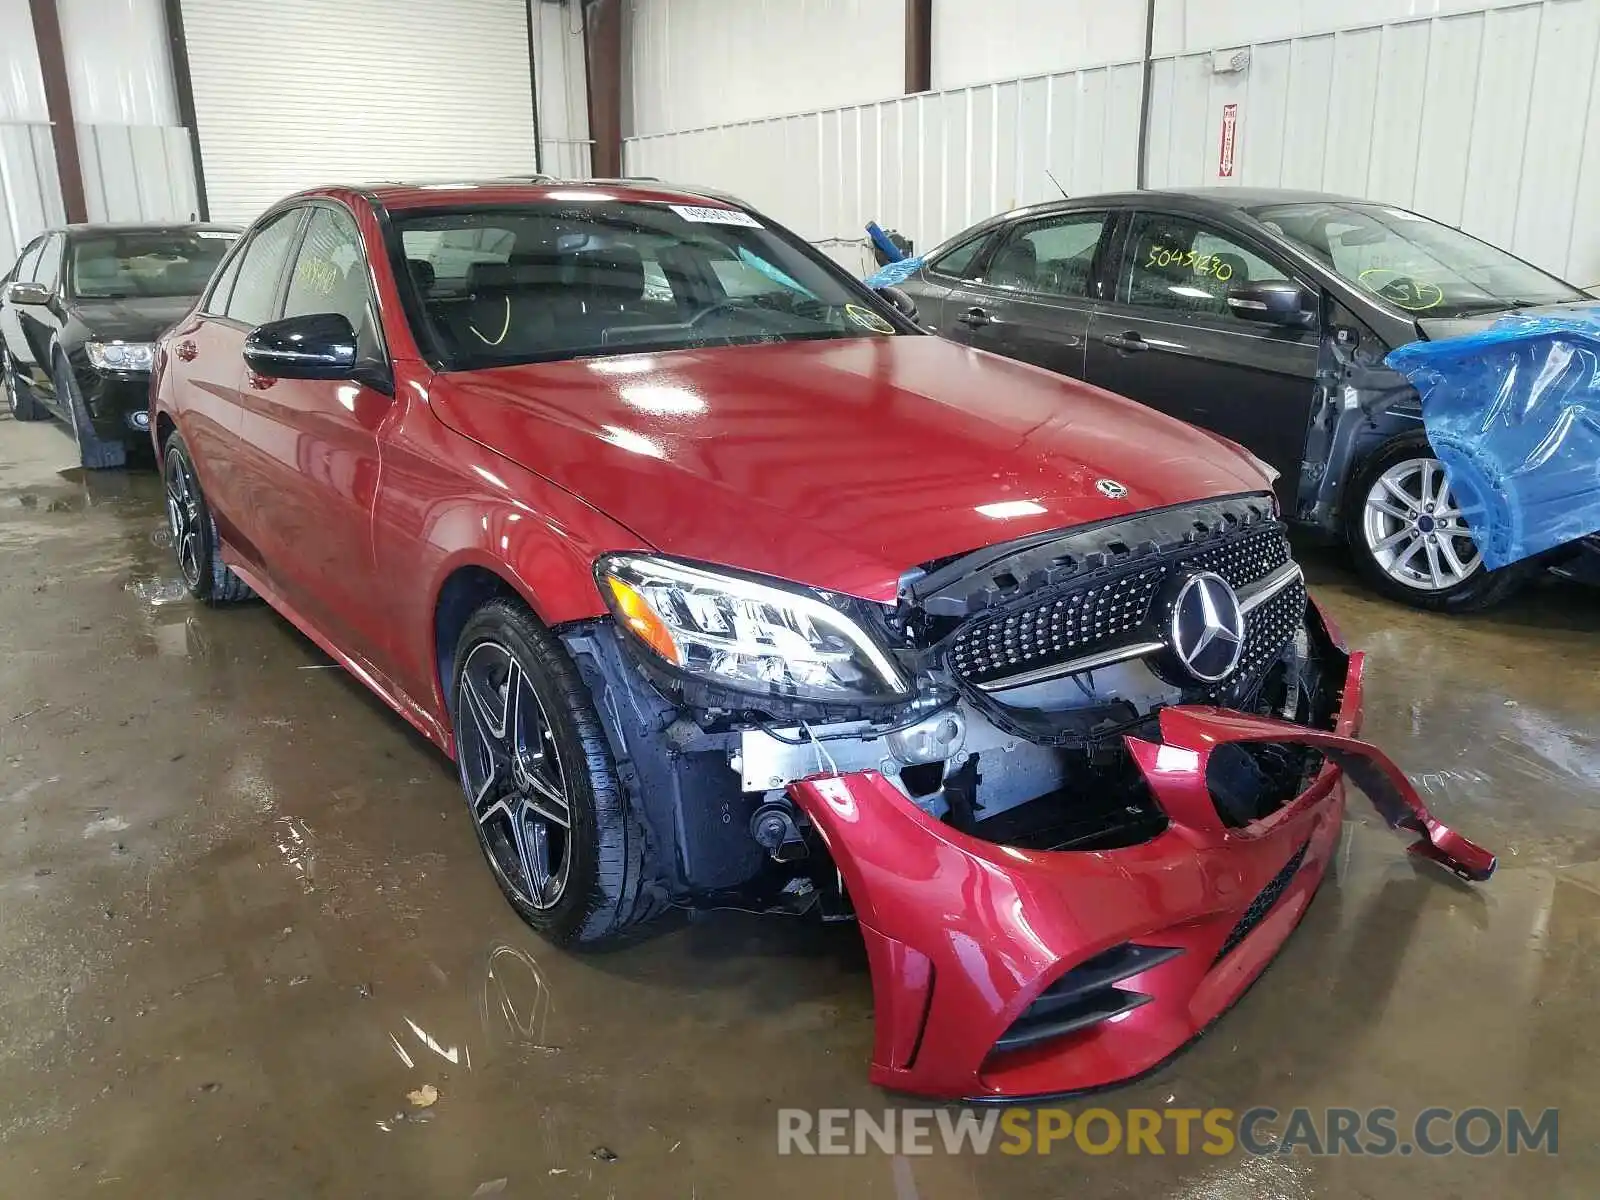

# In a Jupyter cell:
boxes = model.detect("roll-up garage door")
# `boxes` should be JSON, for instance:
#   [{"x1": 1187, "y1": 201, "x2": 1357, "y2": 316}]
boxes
[{"x1": 181, "y1": 0, "x2": 538, "y2": 223}]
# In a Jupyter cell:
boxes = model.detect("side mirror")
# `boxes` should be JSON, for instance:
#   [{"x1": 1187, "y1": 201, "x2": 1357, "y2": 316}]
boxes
[
  {"x1": 6, "y1": 281, "x2": 51, "y2": 307},
  {"x1": 875, "y1": 285, "x2": 918, "y2": 321},
  {"x1": 1225, "y1": 280, "x2": 1315, "y2": 327},
  {"x1": 243, "y1": 312, "x2": 358, "y2": 380}
]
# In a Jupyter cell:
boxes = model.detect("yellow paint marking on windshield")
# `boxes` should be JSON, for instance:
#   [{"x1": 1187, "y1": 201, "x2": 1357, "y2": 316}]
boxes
[{"x1": 1357, "y1": 268, "x2": 1444, "y2": 312}]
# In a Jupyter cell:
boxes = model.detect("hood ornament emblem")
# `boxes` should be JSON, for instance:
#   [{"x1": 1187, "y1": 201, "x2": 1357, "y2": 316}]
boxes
[
  {"x1": 1170, "y1": 572, "x2": 1247, "y2": 683},
  {"x1": 1096, "y1": 478, "x2": 1129, "y2": 499}
]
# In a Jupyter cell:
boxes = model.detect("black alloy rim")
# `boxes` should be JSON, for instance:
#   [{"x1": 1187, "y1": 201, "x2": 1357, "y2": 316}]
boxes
[
  {"x1": 165, "y1": 451, "x2": 203, "y2": 588},
  {"x1": 456, "y1": 640, "x2": 573, "y2": 910}
]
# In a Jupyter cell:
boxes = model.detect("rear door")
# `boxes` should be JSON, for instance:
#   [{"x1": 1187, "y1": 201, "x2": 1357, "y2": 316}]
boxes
[
  {"x1": 235, "y1": 202, "x2": 394, "y2": 665},
  {"x1": 1, "y1": 237, "x2": 47, "y2": 387},
  {"x1": 17, "y1": 235, "x2": 65, "y2": 412},
  {"x1": 170, "y1": 208, "x2": 306, "y2": 550},
  {"x1": 899, "y1": 230, "x2": 997, "y2": 331},
  {"x1": 935, "y1": 211, "x2": 1111, "y2": 381},
  {"x1": 1085, "y1": 210, "x2": 1319, "y2": 506}
]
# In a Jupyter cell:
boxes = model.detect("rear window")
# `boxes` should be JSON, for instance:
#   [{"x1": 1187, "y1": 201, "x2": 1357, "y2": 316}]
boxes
[{"x1": 392, "y1": 200, "x2": 904, "y2": 370}]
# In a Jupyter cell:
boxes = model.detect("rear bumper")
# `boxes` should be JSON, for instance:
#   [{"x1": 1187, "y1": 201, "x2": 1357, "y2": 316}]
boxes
[{"x1": 787, "y1": 631, "x2": 1494, "y2": 1101}]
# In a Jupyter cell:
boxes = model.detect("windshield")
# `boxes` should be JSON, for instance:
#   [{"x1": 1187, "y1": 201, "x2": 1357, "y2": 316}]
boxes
[
  {"x1": 69, "y1": 230, "x2": 237, "y2": 300},
  {"x1": 392, "y1": 201, "x2": 903, "y2": 369},
  {"x1": 1249, "y1": 201, "x2": 1584, "y2": 317}
]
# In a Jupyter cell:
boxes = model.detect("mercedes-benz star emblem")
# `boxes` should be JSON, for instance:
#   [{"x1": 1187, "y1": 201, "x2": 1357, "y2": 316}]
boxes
[
  {"x1": 1096, "y1": 478, "x2": 1129, "y2": 499},
  {"x1": 1169, "y1": 571, "x2": 1246, "y2": 683}
]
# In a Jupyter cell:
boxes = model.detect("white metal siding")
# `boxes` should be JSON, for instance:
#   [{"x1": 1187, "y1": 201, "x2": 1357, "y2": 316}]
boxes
[
  {"x1": 627, "y1": 0, "x2": 1600, "y2": 285},
  {"x1": 627, "y1": 0, "x2": 903, "y2": 138},
  {"x1": 181, "y1": 0, "x2": 538, "y2": 222}
]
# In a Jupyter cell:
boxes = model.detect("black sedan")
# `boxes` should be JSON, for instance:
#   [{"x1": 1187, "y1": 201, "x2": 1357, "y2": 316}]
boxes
[
  {"x1": 1, "y1": 222, "x2": 240, "y2": 467},
  {"x1": 897, "y1": 188, "x2": 1596, "y2": 611}
]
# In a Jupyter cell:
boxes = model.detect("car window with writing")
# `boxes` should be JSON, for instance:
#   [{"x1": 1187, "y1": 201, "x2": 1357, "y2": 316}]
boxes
[
  {"x1": 284, "y1": 207, "x2": 376, "y2": 345},
  {"x1": 1124, "y1": 214, "x2": 1285, "y2": 319}
]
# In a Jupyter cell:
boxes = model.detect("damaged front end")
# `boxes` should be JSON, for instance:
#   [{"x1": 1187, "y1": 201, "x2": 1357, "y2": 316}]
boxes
[{"x1": 563, "y1": 493, "x2": 1494, "y2": 1100}]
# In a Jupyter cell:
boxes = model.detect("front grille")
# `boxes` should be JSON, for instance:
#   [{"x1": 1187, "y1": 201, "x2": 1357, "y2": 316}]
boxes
[
  {"x1": 1213, "y1": 839, "x2": 1309, "y2": 964},
  {"x1": 947, "y1": 512, "x2": 1297, "y2": 690},
  {"x1": 950, "y1": 567, "x2": 1164, "y2": 681}
]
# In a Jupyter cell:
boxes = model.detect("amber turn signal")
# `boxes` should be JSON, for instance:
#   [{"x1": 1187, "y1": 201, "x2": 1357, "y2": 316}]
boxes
[{"x1": 605, "y1": 575, "x2": 684, "y2": 666}]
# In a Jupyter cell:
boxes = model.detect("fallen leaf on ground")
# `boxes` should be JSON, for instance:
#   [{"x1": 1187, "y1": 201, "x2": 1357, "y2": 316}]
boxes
[{"x1": 407, "y1": 1084, "x2": 439, "y2": 1108}]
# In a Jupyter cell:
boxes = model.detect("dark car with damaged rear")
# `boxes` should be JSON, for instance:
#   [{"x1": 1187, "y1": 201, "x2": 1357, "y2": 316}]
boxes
[
  {"x1": 2, "y1": 222, "x2": 240, "y2": 467},
  {"x1": 150, "y1": 180, "x2": 1494, "y2": 1103}
]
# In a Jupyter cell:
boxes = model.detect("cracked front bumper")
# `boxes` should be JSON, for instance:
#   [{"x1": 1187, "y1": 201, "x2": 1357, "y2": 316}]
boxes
[{"x1": 786, "y1": 613, "x2": 1495, "y2": 1102}]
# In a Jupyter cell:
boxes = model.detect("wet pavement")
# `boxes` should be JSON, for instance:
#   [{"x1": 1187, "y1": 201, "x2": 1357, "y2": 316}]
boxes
[{"x1": 1, "y1": 413, "x2": 1597, "y2": 1199}]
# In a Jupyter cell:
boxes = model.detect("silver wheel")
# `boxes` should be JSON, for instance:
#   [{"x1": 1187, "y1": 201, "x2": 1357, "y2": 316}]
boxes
[
  {"x1": 1361, "y1": 456, "x2": 1483, "y2": 592},
  {"x1": 456, "y1": 640, "x2": 573, "y2": 911}
]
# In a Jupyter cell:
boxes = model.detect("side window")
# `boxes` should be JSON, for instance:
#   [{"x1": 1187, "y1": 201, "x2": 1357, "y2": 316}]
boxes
[
  {"x1": 283, "y1": 206, "x2": 378, "y2": 350},
  {"x1": 34, "y1": 235, "x2": 61, "y2": 292},
  {"x1": 982, "y1": 213, "x2": 1108, "y2": 298},
  {"x1": 927, "y1": 234, "x2": 990, "y2": 281},
  {"x1": 225, "y1": 210, "x2": 303, "y2": 327},
  {"x1": 204, "y1": 245, "x2": 245, "y2": 314},
  {"x1": 12, "y1": 238, "x2": 46, "y2": 284},
  {"x1": 1121, "y1": 212, "x2": 1290, "y2": 319}
]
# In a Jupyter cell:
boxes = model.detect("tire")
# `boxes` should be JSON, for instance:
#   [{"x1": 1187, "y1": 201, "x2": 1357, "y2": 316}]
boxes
[
  {"x1": 451, "y1": 598, "x2": 666, "y2": 947},
  {"x1": 55, "y1": 355, "x2": 127, "y2": 469},
  {"x1": 4, "y1": 354, "x2": 46, "y2": 421},
  {"x1": 162, "y1": 435, "x2": 254, "y2": 605},
  {"x1": 1344, "y1": 433, "x2": 1532, "y2": 612}
]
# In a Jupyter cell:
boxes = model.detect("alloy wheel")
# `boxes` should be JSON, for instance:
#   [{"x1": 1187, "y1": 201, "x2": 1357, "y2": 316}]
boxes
[
  {"x1": 1361, "y1": 456, "x2": 1483, "y2": 591},
  {"x1": 456, "y1": 640, "x2": 573, "y2": 911},
  {"x1": 165, "y1": 453, "x2": 203, "y2": 588}
]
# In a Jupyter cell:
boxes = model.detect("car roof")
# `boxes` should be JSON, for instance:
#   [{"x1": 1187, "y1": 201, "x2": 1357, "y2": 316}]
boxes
[
  {"x1": 58, "y1": 221, "x2": 242, "y2": 237},
  {"x1": 321, "y1": 178, "x2": 749, "y2": 212}
]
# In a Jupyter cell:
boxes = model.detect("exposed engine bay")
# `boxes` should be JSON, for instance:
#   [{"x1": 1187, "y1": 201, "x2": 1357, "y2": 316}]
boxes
[{"x1": 565, "y1": 492, "x2": 1344, "y2": 903}]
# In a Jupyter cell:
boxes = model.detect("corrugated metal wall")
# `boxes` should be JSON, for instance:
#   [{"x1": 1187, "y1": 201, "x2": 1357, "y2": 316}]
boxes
[
  {"x1": 626, "y1": 60, "x2": 1145, "y2": 272},
  {"x1": 627, "y1": 0, "x2": 903, "y2": 138},
  {"x1": 626, "y1": 0, "x2": 1600, "y2": 286}
]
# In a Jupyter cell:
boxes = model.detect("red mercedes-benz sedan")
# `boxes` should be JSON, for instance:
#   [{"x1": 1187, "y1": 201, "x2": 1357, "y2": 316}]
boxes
[{"x1": 150, "y1": 180, "x2": 1492, "y2": 1100}]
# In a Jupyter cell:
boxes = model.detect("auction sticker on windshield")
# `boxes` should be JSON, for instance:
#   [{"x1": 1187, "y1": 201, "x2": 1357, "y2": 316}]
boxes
[{"x1": 670, "y1": 205, "x2": 763, "y2": 228}]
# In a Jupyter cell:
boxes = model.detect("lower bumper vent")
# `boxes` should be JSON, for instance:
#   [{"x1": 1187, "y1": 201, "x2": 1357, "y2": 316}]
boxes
[
  {"x1": 1213, "y1": 839, "x2": 1310, "y2": 965},
  {"x1": 992, "y1": 943, "x2": 1182, "y2": 1054}
]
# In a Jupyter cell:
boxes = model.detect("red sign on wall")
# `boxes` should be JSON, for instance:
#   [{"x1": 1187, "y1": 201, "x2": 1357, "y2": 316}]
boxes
[{"x1": 1218, "y1": 103, "x2": 1238, "y2": 178}]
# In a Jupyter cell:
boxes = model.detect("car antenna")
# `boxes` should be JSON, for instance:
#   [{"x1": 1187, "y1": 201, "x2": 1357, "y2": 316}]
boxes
[{"x1": 1045, "y1": 169, "x2": 1069, "y2": 200}]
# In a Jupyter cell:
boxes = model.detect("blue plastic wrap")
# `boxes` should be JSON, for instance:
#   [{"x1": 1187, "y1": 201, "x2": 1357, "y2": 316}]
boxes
[
  {"x1": 863, "y1": 255, "x2": 924, "y2": 289},
  {"x1": 1385, "y1": 305, "x2": 1600, "y2": 571}
]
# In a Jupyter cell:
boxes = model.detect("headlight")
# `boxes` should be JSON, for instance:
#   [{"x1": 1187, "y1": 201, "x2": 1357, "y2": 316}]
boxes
[
  {"x1": 596, "y1": 554, "x2": 910, "y2": 703},
  {"x1": 86, "y1": 341, "x2": 154, "y2": 371}
]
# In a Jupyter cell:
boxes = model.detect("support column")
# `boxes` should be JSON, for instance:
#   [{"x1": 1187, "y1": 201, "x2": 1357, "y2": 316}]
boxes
[
  {"x1": 905, "y1": 0, "x2": 931, "y2": 94},
  {"x1": 28, "y1": 0, "x2": 86, "y2": 224},
  {"x1": 583, "y1": 0, "x2": 623, "y2": 178}
]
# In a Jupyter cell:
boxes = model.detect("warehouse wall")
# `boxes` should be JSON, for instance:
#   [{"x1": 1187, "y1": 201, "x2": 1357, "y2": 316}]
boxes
[
  {"x1": 626, "y1": 0, "x2": 903, "y2": 137},
  {"x1": 59, "y1": 0, "x2": 199, "y2": 226},
  {"x1": 625, "y1": 0, "x2": 1600, "y2": 286},
  {"x1": 531, "y1": 0, "x2": 593, "y2": 177},
  {"x1": 0, "y1": 0, "x2": 64, "y2": 267}
]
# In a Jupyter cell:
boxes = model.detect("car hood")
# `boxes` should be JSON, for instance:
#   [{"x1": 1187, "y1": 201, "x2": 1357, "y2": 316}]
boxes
[
  {"x1": 428, "y1": 336, "x2": 1271, "y2": 602},
  {"x1": 68, "y1": 296, "x2": 195, "y2": 342},
  {"x1": 1416, "y1": 298, "x2": 1600, "y2": 341}
]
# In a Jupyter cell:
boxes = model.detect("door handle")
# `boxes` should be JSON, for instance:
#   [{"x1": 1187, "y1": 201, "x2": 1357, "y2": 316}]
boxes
[
  {"x1": 956, "y1": 307, "x2": 992, "y2": 329},
  {"x1": 1100, "y1": 331, "x2": 1148, "y2": 352},
  {"x1": 176, "y1": 340, "x2": 197, "y2": 362}
]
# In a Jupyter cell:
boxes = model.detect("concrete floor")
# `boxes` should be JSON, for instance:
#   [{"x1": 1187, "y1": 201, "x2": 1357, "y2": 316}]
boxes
[{"x1": 0, "y1": 413, "x2": 1596, "y2": 1200}]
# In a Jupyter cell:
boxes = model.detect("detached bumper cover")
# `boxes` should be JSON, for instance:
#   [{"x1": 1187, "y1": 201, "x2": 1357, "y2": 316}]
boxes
[{"x1": 787, "y1": 649, "x2": 1495, "y2": 1101}]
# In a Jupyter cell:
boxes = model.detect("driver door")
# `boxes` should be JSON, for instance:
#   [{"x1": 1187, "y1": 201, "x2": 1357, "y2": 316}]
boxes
[{"x1": 1085, "y1": 211, "x2": 1320, "y2": 507}]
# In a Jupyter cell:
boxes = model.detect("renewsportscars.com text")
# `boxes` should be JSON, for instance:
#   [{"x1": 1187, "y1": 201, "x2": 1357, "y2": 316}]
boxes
[{"x1": 777, "y1": 1106, "x2": 1558, "y2": 1158}]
